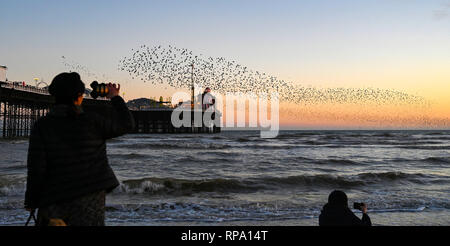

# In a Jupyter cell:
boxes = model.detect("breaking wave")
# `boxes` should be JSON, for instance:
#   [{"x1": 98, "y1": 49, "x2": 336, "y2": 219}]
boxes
[
  {"x1": 114, "y1": 172, "x2": 444, "y2": 196},
  {"x1": 119, "y1": 142, "x2": 232, "y2": 150}
]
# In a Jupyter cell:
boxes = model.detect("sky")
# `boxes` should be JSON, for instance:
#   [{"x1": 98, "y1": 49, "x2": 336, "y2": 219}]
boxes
[{"x1": 1, "y1": 0, "x2": 449, "y2": 128}]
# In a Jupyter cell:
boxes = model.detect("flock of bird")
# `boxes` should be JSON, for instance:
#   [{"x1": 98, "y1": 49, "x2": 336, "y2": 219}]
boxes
[
  {"x1": 61, "y1": 45, "x2": 429, "y2": 107},
  {"x1": 118, "y1": 45, "x2": 428, "y2": 107},
  {"x1": 59, "y1": 46, "x2": 448, "y2": 127},
  {"x1": 61, "y1": 56, "x2": 111, "y2": 83}
]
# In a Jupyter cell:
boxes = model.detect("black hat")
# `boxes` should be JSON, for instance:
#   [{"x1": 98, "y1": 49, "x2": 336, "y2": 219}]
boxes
[{"x1": 49, "y1": 72, "x2": 85, "y2": 105}]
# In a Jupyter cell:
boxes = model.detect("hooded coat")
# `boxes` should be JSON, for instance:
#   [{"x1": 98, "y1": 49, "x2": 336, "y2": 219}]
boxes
[{"x1": 319, "y1": 203, "x2": 372, "y2": 226}]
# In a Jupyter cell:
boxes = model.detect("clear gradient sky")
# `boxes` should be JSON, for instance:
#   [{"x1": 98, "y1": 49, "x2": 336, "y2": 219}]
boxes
[{"x1": 1, "y1": 0, "x2": 449, "y2": 128}]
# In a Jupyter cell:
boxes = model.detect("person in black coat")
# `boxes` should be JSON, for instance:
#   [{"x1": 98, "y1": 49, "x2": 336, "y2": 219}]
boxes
[
  {"x1": 24, "y1": 72, "x2": 134, "y2": 226},
  {"x1": 319, "y1": 190, "x2": 372, "y2": 226}
]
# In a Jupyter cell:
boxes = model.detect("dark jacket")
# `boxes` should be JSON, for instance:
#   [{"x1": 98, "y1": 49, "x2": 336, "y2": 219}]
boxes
[
  {"x1": 24, "y1": 96, "x2": 134, "y2": 209},
  {"x1": 319, "y1": 204, "x2": 372, "y2": 226}
]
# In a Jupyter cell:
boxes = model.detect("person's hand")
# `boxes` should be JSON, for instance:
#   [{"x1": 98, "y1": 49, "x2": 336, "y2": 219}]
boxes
[
  {"x1": 106, "y1": 83, "x2": 120, "y2": 99},
  {"x1": 25, "y1": 207, "x2": 35, "y2": 212},
  {"x1": 361, "y1": 203, "x2": 368, "y2": 214}
]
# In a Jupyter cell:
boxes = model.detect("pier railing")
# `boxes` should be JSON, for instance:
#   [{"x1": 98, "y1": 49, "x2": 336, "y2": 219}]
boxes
[
  {"x1": 0, "y1": 81, "x2": 49, "y2": 95},
  {"x1": 0, "y1": 81, "x2": 107, "y2": 100}
]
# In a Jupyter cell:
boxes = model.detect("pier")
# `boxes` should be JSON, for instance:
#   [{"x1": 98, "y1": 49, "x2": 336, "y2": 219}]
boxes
[{"x1": 0, "y1": 81, "x2": 220, "y2": 138}]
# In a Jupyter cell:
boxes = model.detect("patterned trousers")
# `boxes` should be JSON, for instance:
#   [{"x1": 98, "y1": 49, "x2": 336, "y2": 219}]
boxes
[{"x1": 37, "y1": 190, "x2": 106, "y2": 226}]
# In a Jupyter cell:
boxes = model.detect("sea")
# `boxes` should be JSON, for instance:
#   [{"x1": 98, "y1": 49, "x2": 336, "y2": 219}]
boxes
[{"x1": 0, "y1": 130, "x2": 449, "y2": 226}]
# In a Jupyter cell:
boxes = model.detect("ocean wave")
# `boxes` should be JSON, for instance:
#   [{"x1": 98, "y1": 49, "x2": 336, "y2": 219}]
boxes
[
  {"x1": 391, "y1": 156, "x2": 450, "y2": 165},
  {"x1": 104, "y1": 202, "x2": 439, "y2": 215},
  {"x1": 369, "y1": 206, "x2": 427, "y2": 213},
  {"x1": 319, "y1": 135, "x2": 343, "y2": 140},
  {"x1": 263, "y1": 172, "x2": 436, "y2": 186},
  {"x1": 420, "y1": 132, "x2": 447, "y2": 136},
  {"x1": 211, "y1": 136, "x2": 227, "y2": 140},
  {"x1": 196, "y1": 151, "x2": 241, "y2": 158},
  {"x1": 108, "y1": 153, "x2": 149, "y2": 159},
  {"x1": 243, "y1": 144, "x2": 297, "y2": 149},
  {"x1": 102, "y1": 202, "x2": 318, "y2": 224},
  {"x1": 423, "y1": 157, "x2": 450, "y2": 164},
  {"x1": 284, "y1": 156, "x2": 313, "y2": 162},
  {"x1": 315, "y1": 158, "x2": 360, "y2": 165},
  {"x1": 115, "y1": 177, "x2": 253, "y2": 195},
  {"x1": 172, "y1": 156, "x2": 235, "y2": 164},
  {"x1": 119, "y1": 142, "x2": 232, "y2": 150},
  {"x1": 284, "y1": 157, "x2": 362, "y2": 165},
  {"x1": 3, "y1": 172, "x2": 442, "y2": 198},
  {"x1": 0, "y1": 183, "x2": 25, "y2": 196},
  {"x1": 0, "y1": 175, "x2": 26, "y2": 196},
  {"x1": 114, "y1": 171, "x2": 441, "y2": 196},
  {"x1": 260, "y1": 175, "x2": 365, "y2": 187},
  {"x1": 355, "y1": 172, "x2": 429, "y2": 182},
  {"x1": 370, "y1": 132, "x2": 401, "y2": 138},
  {"x1": 397, "y1": 145, "x2": 450, "y2": 150},
  {"x1": 237, "y1": 137, "x2": 251, "y2": 142},
  {"x1": 103, "y1": 202, "x2": 448, "y2": 225},
  {"x1": 275, "y1": 132, "x2": 319, "y2": 139}
]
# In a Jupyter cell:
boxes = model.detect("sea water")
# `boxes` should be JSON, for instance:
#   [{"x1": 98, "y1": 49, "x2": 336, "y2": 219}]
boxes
[{"x1": 0, "y1": 130, "x2": 449, "y2": 226}]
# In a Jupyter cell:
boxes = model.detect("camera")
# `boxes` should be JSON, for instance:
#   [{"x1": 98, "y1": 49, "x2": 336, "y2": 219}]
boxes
[
  {"x1": 353, "y1": 202, "x2": 365, "y2": 210},
  {"x1": 90, "y1": 81, "x2": 109, "y2": 99}
]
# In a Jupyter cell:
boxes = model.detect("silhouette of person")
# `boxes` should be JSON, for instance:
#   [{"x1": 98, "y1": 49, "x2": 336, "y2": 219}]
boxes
[
  {"x1": 24, "y1": 72, "x2": 134, "y2": 226},
  {"x1": 319, "y1": 190, "x2": 372, "y2": 226}
]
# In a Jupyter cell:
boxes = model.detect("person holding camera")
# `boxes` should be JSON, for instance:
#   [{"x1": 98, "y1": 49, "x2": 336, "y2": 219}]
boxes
[
  {"x1": 319, "y1": 190, "x2": 372, "y2": 226},
  {"x1": 24, "y1": 72, "x2": 134, "y2": 226}
]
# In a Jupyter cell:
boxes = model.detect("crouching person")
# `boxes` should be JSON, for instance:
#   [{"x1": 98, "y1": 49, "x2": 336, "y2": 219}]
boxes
[
  {"x1": 319, "y1": 190, "x2": 372, "y2": 226},
  {"x1": 24, "y1": 72, "x2": 134, "y2": 226}
]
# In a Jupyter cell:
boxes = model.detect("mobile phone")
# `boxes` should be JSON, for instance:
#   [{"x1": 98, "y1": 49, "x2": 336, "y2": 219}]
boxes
[{"x1": 353, "y1": 202, "x2": 364, "y2": 210}]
